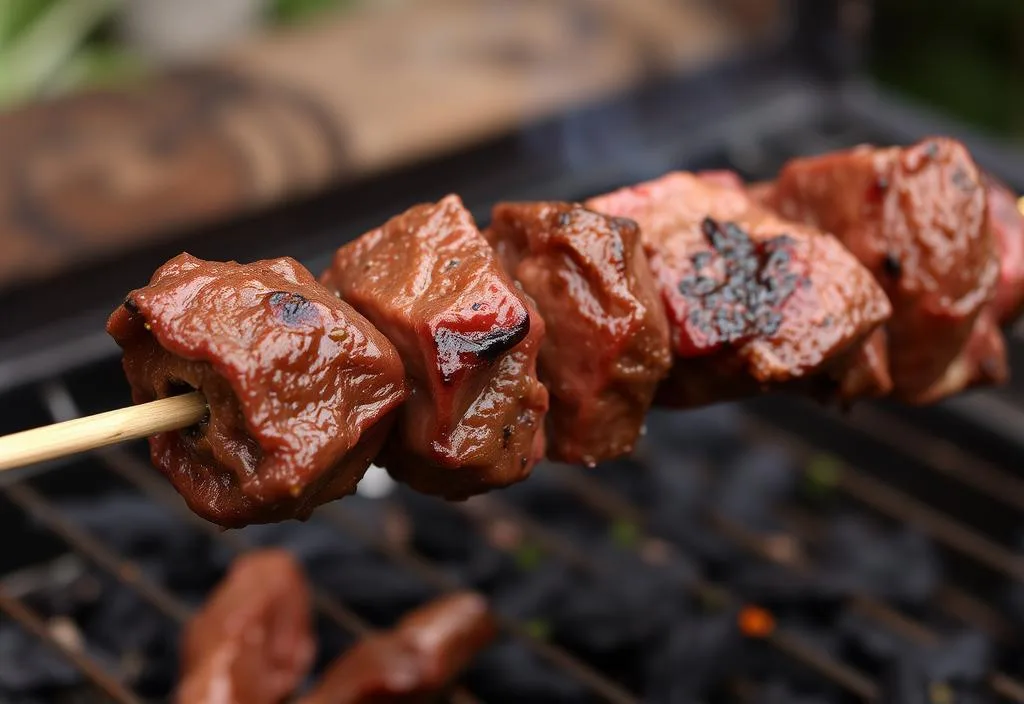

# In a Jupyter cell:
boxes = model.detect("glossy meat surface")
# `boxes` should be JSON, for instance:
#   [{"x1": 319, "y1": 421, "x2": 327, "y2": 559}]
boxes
[
  {"x1": 704, "y1": 170, "x2": 894, "y2": 402},
  {"x1": 767, "y1": 138, "x2": 999, "y2": 403},
  {"x1": 982, "y1": 171, "x2": 1024, "y2": 323},
  {"x1": 176, "y1": 550, "x2": 315, "y2": 704},
  {"x1": 323, "y1": 195, "x2": 548, "y2": 499},
  {"x1": 107, "y1": 254, "x2": 407, "y2": 527},
  {"x1": 586, "y1": 172, "x2": 891, "y2": 407},
  {"x1": 298, "y1": 592, "x2": 497, "y2": 704},
  {"x1": 485, "y1": 202, "x2": 671, "y2": 465}
]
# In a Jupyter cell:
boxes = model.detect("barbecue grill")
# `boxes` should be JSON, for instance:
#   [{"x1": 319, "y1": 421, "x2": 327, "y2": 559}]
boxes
[{"x1": 3, "y1": 1, "x2": 1024, "y2": 701}]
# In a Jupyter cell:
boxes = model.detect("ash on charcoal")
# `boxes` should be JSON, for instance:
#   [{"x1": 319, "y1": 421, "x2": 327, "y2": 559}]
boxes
[
  {"x1": 30, "y1": 495, "x2": 223, "y2": 695},
  {"x1": 0, "y1": 623, "x2": 85, "y2": 692},
  {"x1": 712, "y1": 447, "x2": 797, "y2": 533},
  {"x1": 817, "y1": 514, "x2": 940, "y2": 605}
]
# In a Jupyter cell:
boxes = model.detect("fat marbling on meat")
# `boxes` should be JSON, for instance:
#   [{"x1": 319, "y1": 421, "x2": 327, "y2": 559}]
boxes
[
  {"x1": 586, "y1": 172, "x2": 891, "y2": 407},
  {"x1": 298, "y1": 592, "x2": 497, "y2": 704},
  {"x1": 765, "y1": 137, "x2": 1002, "y2": 403},
  {"x1": 176, "y1": 550, "x2": 315, "y2": 704},
  {"x1": 107, "y1": 254, "x2": 407, "y2": 527},
  {"x1": 485, "y1": 202, "x2": 671, "y2": 466},
  {"x1": 323, "y1": 195, "x2": 548, "y2": 499}
]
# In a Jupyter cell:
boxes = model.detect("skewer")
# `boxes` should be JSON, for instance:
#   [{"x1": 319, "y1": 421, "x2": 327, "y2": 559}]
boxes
[
  {"x1": 0, "y1": 392, "x2": 207, "y2": 472},
  {"x1": 0, "y1": 153, "x2": 1018, "y2": 477}
]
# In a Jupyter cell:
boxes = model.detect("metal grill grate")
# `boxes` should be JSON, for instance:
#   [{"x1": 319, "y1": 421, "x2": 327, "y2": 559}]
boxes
[{"x1": 4, "y1": 365, "x2": 1024, "y2": 702}]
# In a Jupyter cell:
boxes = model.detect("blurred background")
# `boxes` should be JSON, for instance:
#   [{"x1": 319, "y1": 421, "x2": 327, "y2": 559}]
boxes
[
  {"x1": 0, "y1": 0, "x2": 1022, "y2": 293},
  {"x1": 0, "y1": 0, "x2": 1021, "y2": 138}
]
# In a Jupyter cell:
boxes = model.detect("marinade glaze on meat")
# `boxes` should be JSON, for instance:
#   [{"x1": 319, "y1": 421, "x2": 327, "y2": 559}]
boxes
[
  {"x1": 298, "y1": 592, "x2": 498, "y2": 704},
  {"x1": 486, "y1": 202, "x2": 671, "y2": 465},
  {"x1": 107, "y1": 254, "x2": 407, "y2": 527},
  {"x1": 176, "y1": 550, "x2": 315, "y2": 704},
  {"x1": 586, "y1": 173, "x2": 891, "y2": 407},
  {"x1": 323, "y1": 195, "x2": 549, "y2": 499},
  {"x1": 766, "y1": 138, "x2": 1002, "y2": 403},
  {"x1": 700, "y1": 169, "x2": 896, "y2": 400}
]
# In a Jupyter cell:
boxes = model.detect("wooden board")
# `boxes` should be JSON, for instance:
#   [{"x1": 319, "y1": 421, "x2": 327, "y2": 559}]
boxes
[{"x1": 0, "y1": 0, "x2": 739, "y2": 290}]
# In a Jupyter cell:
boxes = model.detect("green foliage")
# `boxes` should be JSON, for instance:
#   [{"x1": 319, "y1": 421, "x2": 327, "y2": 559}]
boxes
[
  {"x1": 0, "y1": 0, "x2": 60, "y2": 48},
  {"x1": 270, "y1": 0, "x2": 353, "y2": 25},
  {"x1": 870, "y1": 0, "x2": 1024, "y2": 140}
]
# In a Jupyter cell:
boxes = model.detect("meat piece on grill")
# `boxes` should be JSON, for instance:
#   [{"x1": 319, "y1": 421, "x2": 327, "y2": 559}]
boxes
[
  {"x1": 176, "y1": 550, "x2": 315, "y2": 704},
  {"x1": 298, "y1": 592, "x2": 497, "y2": 704},
  {"x1": 827, "y1": 328, "x2": 893, "y2": 401},
  {"x1": 700, "y1": 170, "x2": 895, "y2": 402},
  {"x1": 586, "y1": 172, "x2": 891, "y2": 407},
  {"x1": 765, "y1": 137, "x2": 1000, "y2": 403},
  {"x1": 323, "y1": 195, "x2": 548, "y2": 499},
  {"x1": 485, "y1": 202, "x2": 672, "y2": 465},
  {"x1": 982, "y1": 171, "x2": 1024, "y2": 323},
  {"x1": 107, "y1": 254, "x2": 407, "y2": 527}
]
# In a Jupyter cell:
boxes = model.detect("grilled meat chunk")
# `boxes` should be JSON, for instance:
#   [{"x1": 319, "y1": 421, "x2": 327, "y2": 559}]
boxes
[
  {"x1": 176, "y1": 550, "x2": 315, "y2": 704},
  {"x1": 298, "y1": 592, "x2": 497, "y2": 704},
  {"x1": 485, "y1": 202, "x2": 672, "y2": 465},
  {"x1": 107, "y1": 254, "x2": 407, "y2": 527},
  {"x1": 982, "y1": 171, "x2": 1024, "y2": 323},
  {"x1": 828, "y1": 329, "x2": 893, "y2": 401},
  {"x1": 323, "y1": 195, "x2": 548, "y2": 499},
  {"x1": 586, "y1": 172, "x2": 891, "y2": 407},
  {"x1": 700, "y1": 170, "x2": 895, "y2": 401},
  {"x1": 765, "y1": 138, "x2": 1000, "y2": 403}
]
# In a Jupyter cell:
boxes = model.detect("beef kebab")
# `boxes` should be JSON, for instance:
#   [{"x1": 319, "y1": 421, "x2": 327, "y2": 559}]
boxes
[
  {"x1": 701, "y1": 138, "x2": 1024, "y2": 403},
  {"x1": 96, "y1": 137, "x2": 1024, "y2": 527},
  {"x1": 175, "y1": 549, "x2": 496, "y2": 704}
]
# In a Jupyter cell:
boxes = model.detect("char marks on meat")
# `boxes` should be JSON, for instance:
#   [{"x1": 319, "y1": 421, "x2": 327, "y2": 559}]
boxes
[
  {"x1": 323, "y1": 195, "x2": 549, "y2": 500},
  {"x1": 176, "y1": 550, "x2": 315, "y2": 704},
  {"x1": 298, "y1": 592, "x2": 498, "y2": 704},
  {"x1": 107, "y1": 254, "x2": 408, "y2": 527},
  {"x1": 586, "y1": 172, "x2": 891, "y2": 407},
  {"x1": 766, "y1": 137, "x2": 1000, "y2": 403},
  {"x1": 486, "y1": 202, "x2": 672, "y2": 466}
]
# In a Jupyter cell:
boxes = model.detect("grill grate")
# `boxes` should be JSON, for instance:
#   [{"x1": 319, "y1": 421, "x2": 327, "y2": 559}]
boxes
[
  {"x1": 5, "y1": 367, "x2": 1024, "y2": 702},
  {"x1": 4, "y1": 82, "x2": 1024, "y2": 703}
]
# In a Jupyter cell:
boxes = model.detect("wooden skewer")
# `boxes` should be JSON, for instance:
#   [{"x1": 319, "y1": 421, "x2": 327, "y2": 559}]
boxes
[{"x1": 0, "y1": 392, "x2": 208, "y2": 472}]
